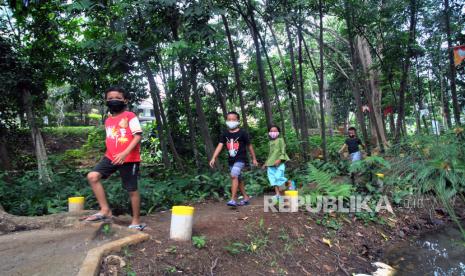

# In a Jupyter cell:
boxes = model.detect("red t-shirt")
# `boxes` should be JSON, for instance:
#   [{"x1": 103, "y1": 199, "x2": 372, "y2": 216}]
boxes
[{"x1": 104, "y1": 111, "x2": 142, "y2": 163}]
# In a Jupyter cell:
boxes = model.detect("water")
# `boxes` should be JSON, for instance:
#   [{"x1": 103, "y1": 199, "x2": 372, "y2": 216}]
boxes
[{"x1": 384, "y1": 225, "x2": 465, "y2": 276}]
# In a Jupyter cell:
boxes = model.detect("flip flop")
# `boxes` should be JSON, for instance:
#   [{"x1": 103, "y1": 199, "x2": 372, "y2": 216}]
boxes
[
  {"x1": 83, "y1": 212, "x2": 112, "y2": 222},
  {"x1": 227, "y1": 200, "x2": 238, "y2": 207},
  {"x1": 128, "y1": 224, "x2": 146, "y2": 231}
]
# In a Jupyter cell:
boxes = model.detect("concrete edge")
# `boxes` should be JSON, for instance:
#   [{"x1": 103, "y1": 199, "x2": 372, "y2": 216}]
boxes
[{"x1": 77, "y1": 229, "x2": 150, "y2": 276}]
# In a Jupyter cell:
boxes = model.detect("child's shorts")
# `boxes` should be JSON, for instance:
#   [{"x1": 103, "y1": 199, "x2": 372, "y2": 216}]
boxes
[
  {"x1": 267, "y1": 163, "x2": 288, "y2": 186},
  {"x1": 229, "y1": 161, "x2": 245, "y2": 180},
  {"x1": 91, "y1": 157, "x2": 140, "y2": 192},
  {"x1": 350, "y1": 151, "x2": 362, "y2": 162}
]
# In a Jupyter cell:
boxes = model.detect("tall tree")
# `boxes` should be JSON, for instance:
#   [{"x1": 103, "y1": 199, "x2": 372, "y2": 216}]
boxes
[
  {"x1": 444, "y1": 0, "x2": 461, "y2": 125},
  {"x1": 396, "y1": 0, "x2": 418, "y2": 140},
  {"x1": 318, "y1": 0, "x2": 327, "y2": 161},
  {"x1": 222, "y1": 14, "x2": 249, "y2": 128},
  {"x1": 235, "y1": 0, "x2": 273, "y2": 128}
]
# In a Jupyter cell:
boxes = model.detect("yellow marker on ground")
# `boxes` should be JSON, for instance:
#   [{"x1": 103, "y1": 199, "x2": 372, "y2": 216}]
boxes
[
  {"x1": 170, "y1": 206, "x2": 195, "y2": 241},
  {"x1": 284, "y1": 190, "x2": 299, "y2": 212},
  {"x1": 375, "y1": 173, "x2": 385, "y2": 179},
  {"x1": 68, "y1": 196, "x2": 85, "y2": 212}
]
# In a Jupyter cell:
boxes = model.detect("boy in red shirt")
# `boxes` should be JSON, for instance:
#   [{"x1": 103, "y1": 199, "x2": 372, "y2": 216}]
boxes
[{"x1": 85, "y1": 87, "x2": 144, "y2": 230}]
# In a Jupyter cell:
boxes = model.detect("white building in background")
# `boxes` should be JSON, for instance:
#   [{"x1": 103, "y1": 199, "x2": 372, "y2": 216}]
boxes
[{"x1": 136, "y1": 98, "x2": 155, "y2": 125}]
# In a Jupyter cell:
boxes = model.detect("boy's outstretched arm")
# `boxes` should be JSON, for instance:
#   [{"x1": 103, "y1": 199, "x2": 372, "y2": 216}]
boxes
[
  {"x1": 247, "y1": 144, "x2": 259, "y2": 166},
  {"x1": 112, "y1": 133, "x2": 142, "y2": 165},
  {"x1": 209, "y1": 143, "x2": 224, "y2": 168}
]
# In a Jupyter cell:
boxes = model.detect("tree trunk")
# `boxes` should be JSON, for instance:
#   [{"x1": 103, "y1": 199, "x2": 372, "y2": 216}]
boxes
[
  {"x1": 190, "y1": 61, "x2": 218, "y2": 169},
  {"x1": 413, "y1": 91, "x2": 422, "y2": 134},
  {"x1": 415, "y1": 59, "x2": 429, "y2": 133},
  {"x1": 297, "y1": 27, "x2": 310, "y2": 134},
  {"x1": 257, "y1": 30, "x2": 286, "y2": 137},
  {"x1": 344, "y1": 0, "x2": 371, "y2": 154},
  {"x1": 444, "y1": 0, "x2": 461, "y2": 126},
  {"x1": 143, "y1": 62, "x2": 171, "y2": 169},
  {"x1": 267, "y1": 20, "x2": 299, "y2": 133},
  {"x1": 212, "y1": 61, "x2": 228, "y2": 118},
  {"x1": 441, "y1": 71, "x2": 453, "y2": 129},
  {"x1": 200, "y1": 68, "x2": 227, "y2": 118},
  {"x1": 180, "y1": 61, "x2": 201, "y2": 169},
  {"x1": 285, "y1": 22, "x2": 309, "y2": 159},
  {"x1": 301, "y1": 36, "x2": 324, "y2": 130},
  {"x1": 222, "y1": 14, "x2": 248, "y2": 129},
  {"x1": 0, "y1": 128, "x2": 11, "y2": 170},
  {"x1": 250, "y1": 17, "x2": 273, "y2": 128},
  {"x1": 355, "y1": 35, "x2": 387, "y2": 151},
  {"x1": 396, "y1": 0, "x2": 417, "y2": 140},
  {"x1": 318, "y1": 0, "x2": 327, "y2": 161},
  {"x1": 171, "y1": 21, "x2": 201, "y2": 169},
  {"x1": 238, "y1": 2, "x2": 273, "y2": 128},
  {"x1": 22, "y1": 89, "x2": 51, "y2": 184},
  {"x1": 389, "y1": 113, "x2": 396, "y2": 137},
  {"x1": 144, "y1": 61, "x2": 184, "y2": 170}
]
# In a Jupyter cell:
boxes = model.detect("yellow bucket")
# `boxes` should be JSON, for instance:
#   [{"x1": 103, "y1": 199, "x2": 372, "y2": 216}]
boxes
[
  {"x1": 68, "y1": 197, "x2": 85, "y2": 204},
  {"x1": 68, "y1": 196, "x2": 85, "y2": 212},
  {"x1": 284, "y1": 190, "x2": 298, "y2": 197},
  {"x1": 170, "y1": 206, "x2": 195, "y2": 241},
  {"x1": 284, "y1": 191, "x2": 299, "y2": 212},
  {"x1": 172, "y1": 206, "x2": 195, "y2": 216}
]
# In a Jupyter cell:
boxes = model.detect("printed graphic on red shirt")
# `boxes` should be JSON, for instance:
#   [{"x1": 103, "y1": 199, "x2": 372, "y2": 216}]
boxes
[
  {"x1": 105, "y1": 111, "x2": 142, "y2": 163},
  {"x1": 226, "y1": 137, "x2": 240, "y2": 157}
]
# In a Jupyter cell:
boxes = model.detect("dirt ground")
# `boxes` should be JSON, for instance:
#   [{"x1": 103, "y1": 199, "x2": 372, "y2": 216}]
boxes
[
  {"x1": 101, "y1": 196, "x2": 464, "y2": 276},
  {"x1": 0, "y1": 222, "x2": 134, "y2": 276}
]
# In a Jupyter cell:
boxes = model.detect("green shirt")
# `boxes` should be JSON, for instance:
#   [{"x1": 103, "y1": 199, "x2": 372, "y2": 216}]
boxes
[{"x1": 265, "y1": 137, "x2": 290, "y2": 166}]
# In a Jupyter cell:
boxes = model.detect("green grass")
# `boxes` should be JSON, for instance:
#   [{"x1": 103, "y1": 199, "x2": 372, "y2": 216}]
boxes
[{"x1": 42, "y1": 126, "x2": 96, "y2": 137}]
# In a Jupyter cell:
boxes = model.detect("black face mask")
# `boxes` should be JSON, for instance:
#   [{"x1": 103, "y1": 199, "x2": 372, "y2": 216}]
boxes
[{"x1": 106, "y1": 100, "x2": 126, "y2": 114}]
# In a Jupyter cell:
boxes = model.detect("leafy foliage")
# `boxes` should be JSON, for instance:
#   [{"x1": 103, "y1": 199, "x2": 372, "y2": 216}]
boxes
[{"x1": 300, "y1": 163, "x2": 354, "y2": 204}]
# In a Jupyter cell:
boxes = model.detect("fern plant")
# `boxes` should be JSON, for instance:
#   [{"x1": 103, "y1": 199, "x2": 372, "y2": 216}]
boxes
[
  {"x1": 388, "y1": 131, "x2": 465, "y2": 239},
  {"x1": 349, "y1": 156, "x2": 391, "y2": 175},
  {"x1": 301, "y1": 163, "x2": 354, "y2": 206}
]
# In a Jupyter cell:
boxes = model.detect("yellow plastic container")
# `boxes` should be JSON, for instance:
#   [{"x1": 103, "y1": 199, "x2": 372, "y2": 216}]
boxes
[
  {"x1": 68, "y1": 196, "x2": 85, "y2": 212},
  {"x1": 375, "y1": 173, "x2": 385, "y2": 179},
  {"x1": 170, "y1": 206, "x2": 195, "y2": 241},
  {"x1": 285, "y1": 190, "x2": 298, "y2": 197},
  {"x1": 376, "y1": 173, "x2": 385, "y2": 189},
  {"x1": 284, "y1": 191, "x2": 299, "y2": 212}
]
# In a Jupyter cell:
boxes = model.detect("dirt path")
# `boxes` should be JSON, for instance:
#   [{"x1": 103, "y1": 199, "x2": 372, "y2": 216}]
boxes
[
  {"x1": 100, "y1": 196, "x2": 460, "y2": 275},
  {"x1": 0, "y1": 223, "x2": 129, "y2": 276}
]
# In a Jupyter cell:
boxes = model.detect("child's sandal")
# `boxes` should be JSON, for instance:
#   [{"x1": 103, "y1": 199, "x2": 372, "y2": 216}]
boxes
[
  {"x1": 227, "y1": 200, "x2": 238, "y2": 207},
  {"x1": 239, "y1": 199, "x2": 250, "y2": 206}
]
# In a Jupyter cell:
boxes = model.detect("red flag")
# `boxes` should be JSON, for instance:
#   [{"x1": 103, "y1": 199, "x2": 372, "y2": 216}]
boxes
[{"x1": 453, "y1": 45, "x2": 465, "y2": 67}]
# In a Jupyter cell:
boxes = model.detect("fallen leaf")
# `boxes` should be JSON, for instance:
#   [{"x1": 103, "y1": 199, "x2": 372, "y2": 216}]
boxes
[
  {"x1": 356, "y1": 232, "x2": 364, "y2": 237},
  {"x1": 238, "y1": 216, "x2": 249, "y2": 220},
  {"x1": 379, "y1": 232, "x2": 389, "y2": 241},
  {"x1": 322, "y1": 237, "x2": 332, "y2": 248},
  {"x1": 304, "y1": 224, "x2": 313, "y2": 229},
  {"x1": 155, "y1": 240, "x2": 162, "y2": 244},
  {"x1": 323, "y1": 264, "x2": 334, "y2": 272}
]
